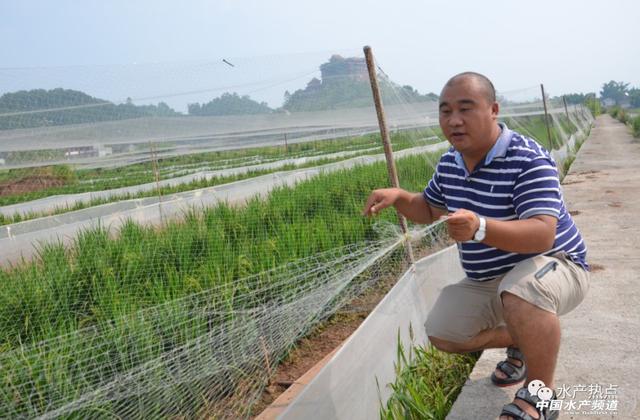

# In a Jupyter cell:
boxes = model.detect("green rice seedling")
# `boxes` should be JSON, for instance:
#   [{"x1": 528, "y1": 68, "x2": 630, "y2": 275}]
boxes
[
  {"x1": 380, "y1": 334, "x2": 478, "y2": 420},
  {"x1": 0, "y1": 153, "x2": 438, "y2": 351},
  {"x1": 502, "y1": 115, "x2": 566, "y2": 151}
]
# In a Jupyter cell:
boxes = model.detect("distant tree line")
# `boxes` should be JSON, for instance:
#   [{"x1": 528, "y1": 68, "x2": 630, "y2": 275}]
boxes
[
  {"x1": 0, "y1": 55, "x2": 444, "y2": 130},
  {"x1": 559, "y1": 93, "x2": 595, "y2": 105},
  {"x1": 560, "y1": 81, "x2": 640, "y2": 109},
  {"x1": 598, "y1": 81, "x2": 640, "y2": 108},
  {"x1": 189, "y1": 56, "x2": 439, "y2": 114},
  {"x1": 187, "y1": 92, "x2": 272, "y2": 116},
  {"x1": 0, "y1": 88, "x2": 180, "y2": 130}
]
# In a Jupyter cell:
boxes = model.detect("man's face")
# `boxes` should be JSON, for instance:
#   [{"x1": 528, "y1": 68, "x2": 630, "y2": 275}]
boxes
[{"x1": 438, "y1": 79, "x2": 499, "y2": 156}]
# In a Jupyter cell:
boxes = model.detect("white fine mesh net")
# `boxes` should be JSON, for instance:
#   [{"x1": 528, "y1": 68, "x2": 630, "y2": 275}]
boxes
[{"x1": 0, "y1": 50, "x2": 593, "y2": 418}]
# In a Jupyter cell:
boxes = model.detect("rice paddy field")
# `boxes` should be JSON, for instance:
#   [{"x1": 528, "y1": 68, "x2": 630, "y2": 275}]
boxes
[
  {"x1": 0, "y1": 149, "x2": 441, "y2": 417},
  {"x1": 0, "y1": 128, "x2": 443, "y2": 225},
  {"x1": 0, "y1": 127, "x2": 442, "y2": 207},
  {"x1": 0, "y1": 105, "x2": 590, "y2": 418},
  {"x1": 1, "y1": 153, "x2": 437, "y2": 345},
  {"x1": 0, "y1": 112, "x2": 580, "y2": 226}
]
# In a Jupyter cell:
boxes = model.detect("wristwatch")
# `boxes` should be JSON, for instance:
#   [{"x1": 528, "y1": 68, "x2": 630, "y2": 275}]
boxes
[{"x1": 473, "y1": 216, "x2": 487, "y2": 242}]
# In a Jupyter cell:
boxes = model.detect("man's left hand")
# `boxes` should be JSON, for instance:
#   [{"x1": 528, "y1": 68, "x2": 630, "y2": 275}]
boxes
[{"x1": 444, "y1": 209, "x2": 481, "y2": 242}]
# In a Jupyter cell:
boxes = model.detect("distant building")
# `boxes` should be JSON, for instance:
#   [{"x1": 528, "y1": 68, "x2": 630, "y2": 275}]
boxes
[
  {"x1": 320, "y1": 55, "x2": 368, "y2": 83},
  {"x1": 620, "y1": 97, "x2": 632, "y2": 109},
  {"x1": 601, "y1": 96, "x2": 631, "y2": 109},
  {"x1": 96, "y1": 145, "x2": 113, "y2": 157},
  {"x1": 64, "y1": 146, "x2": 97, "y2": 159},
  {"x1": 305, "y1": 77, "x2": 323, "y2": 93}
]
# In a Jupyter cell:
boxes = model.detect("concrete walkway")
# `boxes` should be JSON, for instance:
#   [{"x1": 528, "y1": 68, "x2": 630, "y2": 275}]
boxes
[{"x1": 448, "y1": 115, "x2": 640, "y2": 419}]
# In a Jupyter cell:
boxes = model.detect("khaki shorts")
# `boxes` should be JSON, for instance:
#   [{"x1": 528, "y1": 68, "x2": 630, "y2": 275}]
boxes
[{"x1": 424, "y1": 253, "x2": 590, "y2": 344}]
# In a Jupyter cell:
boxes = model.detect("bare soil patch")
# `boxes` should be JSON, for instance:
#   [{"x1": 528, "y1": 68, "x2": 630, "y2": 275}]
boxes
[{"x1": 0, "y1": 175, "x2": 66, "y2": 196}]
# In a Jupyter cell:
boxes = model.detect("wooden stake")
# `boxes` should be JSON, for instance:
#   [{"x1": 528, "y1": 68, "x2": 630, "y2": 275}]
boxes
[
  {"x1": 363, "y1": 46, "x2": 414, "y2": 264},
  {"x1": 149, "y1": 141, "x2": 164, "y2": 223},
  {"x1": 540, "y1": 84, "x2": 554, "y2": 148},
  {"x1": 562, "y1": 96, "x2": 570, "y2": 120}
]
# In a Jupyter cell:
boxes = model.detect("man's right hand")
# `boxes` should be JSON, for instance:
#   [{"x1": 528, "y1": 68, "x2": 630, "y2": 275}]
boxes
[
  {"x1": 362, "y1": 188, "x2": 401, "y2": 217},
  {"x1": 362, "y1": 188, "x2": 445, "y2": 225}
]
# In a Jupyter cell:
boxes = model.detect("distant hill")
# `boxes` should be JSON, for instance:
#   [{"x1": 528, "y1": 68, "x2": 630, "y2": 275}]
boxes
[
  {"x1": 187, "y1": 92, "x2": 272, "y2": 116},
  {"x1": 0, "y1": 88, "x2": 180, "y2": 130},
  {"x1": 0, "y1": 55, "x2": 439, "y2": 129},
  {"x1": 282, "y1": 55, "x2": 438, "y2": 112}
]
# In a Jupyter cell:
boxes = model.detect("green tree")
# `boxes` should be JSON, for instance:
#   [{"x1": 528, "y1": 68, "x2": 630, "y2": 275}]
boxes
[
  {"x1": 0, "y1": 88, "x2": 180, "y2": 130},
  {"x1": 628, "y1": 88, "x2": 640, "y2": 108},
  {"x1": 584, "y1": 93, "x2": 601, "y2": 116},
  {"x1": 187, "y1": 92, "x2": 272, "y2": 116},
  {"x1": 600, "y1": 81, "x2": 630, "y2": 105},
  {"x1": 562, "y1": 93, "x2": 589, "y2": 105}
]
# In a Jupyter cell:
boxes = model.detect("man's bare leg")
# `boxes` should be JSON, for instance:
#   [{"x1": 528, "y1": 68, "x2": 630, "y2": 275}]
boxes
[
  {"x1": 428, "y1": 292, "x2": 560, "y2": 419},
  {"x1": 429, "y1": 325, "x2": 513, "y2": 353},
  {"x1": 428, "y1": 326, "x2": 523, "y2": 382},
  {"x1": 499, "y1": 291, "x2": 560, "y2": 420}
]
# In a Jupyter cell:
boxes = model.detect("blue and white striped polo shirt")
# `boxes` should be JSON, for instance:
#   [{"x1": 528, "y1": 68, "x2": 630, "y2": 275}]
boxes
[{"x1": 423, "y1": 123, "x2": 588, "y2": 281}]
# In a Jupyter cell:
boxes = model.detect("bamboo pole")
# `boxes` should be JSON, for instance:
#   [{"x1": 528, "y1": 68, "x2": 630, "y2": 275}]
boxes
[
  {"x1": 540, "y1": 84, "x2": 554, "y2": 148},
  {"x1": 363, "y1": 45, "x2": 414, "y2": 264}
]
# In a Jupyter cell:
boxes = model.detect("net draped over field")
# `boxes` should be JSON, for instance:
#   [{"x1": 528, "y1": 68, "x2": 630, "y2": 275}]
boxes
[{"x1": 0, "y1": 52, "x2": 593, "y2": 418}]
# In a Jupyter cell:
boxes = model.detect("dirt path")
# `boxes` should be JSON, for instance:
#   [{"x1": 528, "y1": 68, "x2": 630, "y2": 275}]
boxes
[{"x1": 448, "y1": 115, "x2": 640, "y2": 419}]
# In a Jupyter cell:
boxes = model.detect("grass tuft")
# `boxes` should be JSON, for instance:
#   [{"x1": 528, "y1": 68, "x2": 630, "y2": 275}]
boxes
[{"x1": 380, "y1": 336, "x2": 478, "y2": 420}]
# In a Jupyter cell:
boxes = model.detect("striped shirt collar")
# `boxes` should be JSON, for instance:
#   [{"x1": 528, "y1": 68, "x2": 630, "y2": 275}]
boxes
[{"x1": 454, "y1": 122, "x2": 512, "y2": 176}]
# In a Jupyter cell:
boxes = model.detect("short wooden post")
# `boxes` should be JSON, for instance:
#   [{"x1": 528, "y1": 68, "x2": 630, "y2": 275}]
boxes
[{"x1": 363, "y1": 45, "x2": 414, "y2": 264}]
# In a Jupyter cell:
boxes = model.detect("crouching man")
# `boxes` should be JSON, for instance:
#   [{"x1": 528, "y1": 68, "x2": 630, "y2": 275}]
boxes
[{"x1": 362, "y1": 72, "x2": 589, "y2": 420}]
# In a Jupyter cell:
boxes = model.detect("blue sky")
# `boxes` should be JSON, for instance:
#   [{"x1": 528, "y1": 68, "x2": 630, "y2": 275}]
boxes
[{"x1": 1, "y1": 0, "x2": 638, "y2": 110}]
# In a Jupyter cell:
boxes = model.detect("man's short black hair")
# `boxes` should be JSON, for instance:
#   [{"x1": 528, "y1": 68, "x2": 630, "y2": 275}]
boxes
[{"x1": 443, "y1": 72, "x2": 497, "y2": 103}]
